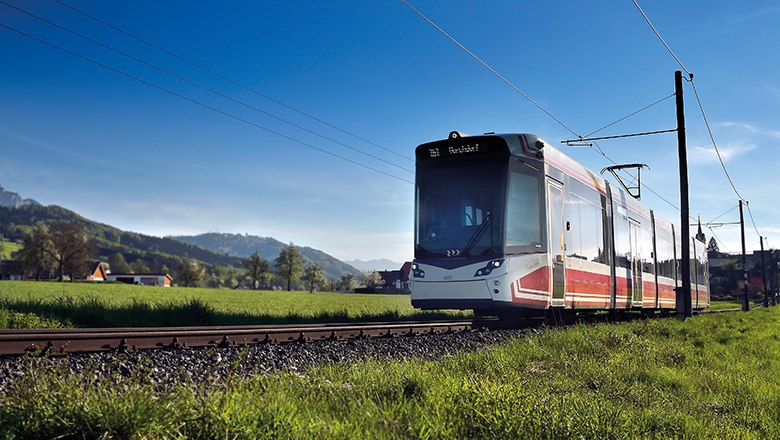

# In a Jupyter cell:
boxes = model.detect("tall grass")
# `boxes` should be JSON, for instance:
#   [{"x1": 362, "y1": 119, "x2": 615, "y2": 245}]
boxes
[
  {"x1": 0, "y1": 281, "x2": 467, "y2": 328},
  {"x1": 1, "y1": 307, "x2": 779, "y2": 438}
]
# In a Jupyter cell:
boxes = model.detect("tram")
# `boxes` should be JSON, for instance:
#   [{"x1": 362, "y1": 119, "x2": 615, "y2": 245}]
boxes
[{"x1": 410, "y1": 131, "x2": 709, "y2": 315}]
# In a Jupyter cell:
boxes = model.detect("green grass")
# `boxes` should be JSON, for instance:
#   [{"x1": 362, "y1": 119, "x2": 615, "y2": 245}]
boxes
[
  {"x1": 1, "y1": 306, "x2": 779, "y2": 438},
  {"x1": 0, "y1": 281, "x2": 467, "y2": 328},
  {"x1": 709, "y1": 299, "x2": 742, "y2": 310},
  {"x1": 0, "y1": 241, "x2": 20, "y2": 260}
]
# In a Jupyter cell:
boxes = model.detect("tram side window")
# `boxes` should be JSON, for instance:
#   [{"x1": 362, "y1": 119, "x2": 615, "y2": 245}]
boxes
[
  {"x1": 693, "y1": 244, "x2": 706, "y2": 286},
  {"x1": 565, "y1": 180, "x2": 605, "y2": 263},
  {"x1": 656, "y1": 229, "x2": 674, "y2": 279},
  {"x1": 675, "y1": 238, "x2": 682, "y2": 284},
  {"x1": 599, "y1": 196, "x2": 611, "y2": 265},
  {"x1": 614, "y1": 209, "x2": 631, "y2": 269},
  {"x1": 641, "y1": 222, "x2": 654, "y2": 274},
  {"x1": 505, "y1": 168, "x2": 543, "y2": 250}
]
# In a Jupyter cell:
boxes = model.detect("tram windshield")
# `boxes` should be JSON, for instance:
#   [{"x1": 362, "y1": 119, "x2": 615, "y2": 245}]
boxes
[{"x1": 415, "y1": 162, "x2": 506, "y2": 258}]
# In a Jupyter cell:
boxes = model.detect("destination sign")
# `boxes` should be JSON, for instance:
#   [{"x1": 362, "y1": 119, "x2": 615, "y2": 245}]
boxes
[{"x1": 416, "y1": 136, "x2": 508, "y2": 161}]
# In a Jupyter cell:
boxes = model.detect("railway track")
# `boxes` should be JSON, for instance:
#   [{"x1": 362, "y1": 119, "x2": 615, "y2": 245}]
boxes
[
  {"x1": 0, "y1": 319, "x2": 486, "y2": 357},
  {"x1": 0, "y1": 307, "x2": 744, "y2": 357}
]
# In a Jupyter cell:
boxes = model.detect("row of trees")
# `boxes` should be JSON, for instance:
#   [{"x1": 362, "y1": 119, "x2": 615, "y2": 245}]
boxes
[
  {"x1": 240, "y1": 243, "x2": 383, "y2": 292},
  {"x1": 12, "y1": 223, "x2": 380, "y2": 291}
]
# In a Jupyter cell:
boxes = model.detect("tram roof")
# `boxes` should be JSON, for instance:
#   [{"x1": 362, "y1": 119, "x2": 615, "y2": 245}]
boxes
[{"x1": 492, "y1": 133, "x2": 677, "y2": 234}]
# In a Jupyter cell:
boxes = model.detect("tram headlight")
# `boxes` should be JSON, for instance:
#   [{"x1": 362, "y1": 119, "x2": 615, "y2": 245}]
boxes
[
  {"x1": 474, "y1": 259, "x2": 505, "y2": 277},
  {"x1": 411, "y1": 263, "x2": 425, "y2": 278}
]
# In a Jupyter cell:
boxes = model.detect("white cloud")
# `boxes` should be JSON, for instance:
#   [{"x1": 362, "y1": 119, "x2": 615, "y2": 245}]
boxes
[
  {"x1": 689, "y1": 144, "x2": 756, "y2": 164},
  {"x1": 713, "y1": 121, "x2": 780, "y2": 139}
]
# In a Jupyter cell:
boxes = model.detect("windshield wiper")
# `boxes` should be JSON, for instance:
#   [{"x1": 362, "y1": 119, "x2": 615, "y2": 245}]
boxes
[{"x1": 461, "y1": 212, "x2": 493, "y2": 257}]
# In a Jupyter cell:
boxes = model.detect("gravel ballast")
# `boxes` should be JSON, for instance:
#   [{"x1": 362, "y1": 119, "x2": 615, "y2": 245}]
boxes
[{"x1": 0, "y1": 328, "x2": 533, "y2": 390}]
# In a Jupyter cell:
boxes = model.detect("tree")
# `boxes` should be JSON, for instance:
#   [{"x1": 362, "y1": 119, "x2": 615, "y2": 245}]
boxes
[
  {"x1": 303, "y1": 263, "x2": 326, "y2": 293},
  {"x1": 130, "y1": 259, "x2": 150, "y2": 274},
  {"x1": 45, "y1": 222, "x2": 93, "y2": 281},
  {"x1": 340, "y1": 273, "x2": 355, "y2": 291},
  {"x1": 207, "y1": 272, "x2": 224, "y2": 289},
  {"x1": 241, "y1": 251, "x2": 271, "y2": 290},
  {"x1": 108, "y1": 252, "x2": 131, "y2": 274},
  {"x1": 707, "y1": 237, "x2": 720, "y2": 256},
  {"x1": 175, "y1": 259, "x2": 206, "y2": 287},
  {"x1": 17, "y1": 223, "x2": 54, "y2": 280},
  {"x1": 359, "y1": 270, "x2": 383, "y2": 288},
  {"x1": 274, "y1": 243, "x2": 305, "y2": 291}
]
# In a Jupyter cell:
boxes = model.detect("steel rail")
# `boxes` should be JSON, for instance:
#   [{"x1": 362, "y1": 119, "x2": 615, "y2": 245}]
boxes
[{"x1": 0, "y1": 319, "x2": 483, "y2": 356}]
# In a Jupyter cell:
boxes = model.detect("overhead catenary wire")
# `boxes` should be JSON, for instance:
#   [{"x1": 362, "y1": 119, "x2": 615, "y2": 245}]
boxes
[
  {"x1": 631, "y1": 0, "x2": 757, "y2": 235},
  {"x1": 52, "y1": 0, "x2": 413, "y2": 163},
  {"x1": 705, "y1": 225, "x2": 729, "y2": 253},
  {"x1": 400, "y1": 0, "x2": 581, "y2": 138},
  {"x1": 0, "y1": 0, "x2": 413, "y2": 175},
  {"x1": 0, "y1": 22, "x2": 414, "y2": 185},
  {"x1": 689, "y1": 80, "x2": 747, "y2": 202},
  {"x1": 584, "y1": 93, "x2": 675, "y2": 138},
  {"x1": 631, "y1": 0, "x2": 691, "y2": 77},
  {"x1": 706, "y1": 204, "x2": 739, "y2": 225},
  {"x1": 745, "y1": 201, "x2": 762, "y2": 239},
  {"x1": 400, "y1": 0, "x2": 695, "y2": 220}
]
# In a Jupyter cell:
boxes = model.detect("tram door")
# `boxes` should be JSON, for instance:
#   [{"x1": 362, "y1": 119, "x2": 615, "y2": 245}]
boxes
[
  {"x1": 547, "y1": 180, "x2": 565, "y2": 304},
  {"x1": 629, "y1": 221, "x2": 643, "y2": 305}
]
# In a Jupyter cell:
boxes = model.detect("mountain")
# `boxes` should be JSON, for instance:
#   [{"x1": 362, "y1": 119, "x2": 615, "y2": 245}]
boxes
[
  {"x1": 346, "y1": 258, "x2": 404, "y2": 272},
  {"x1": 0, "y1": 203, "x2": 240, "y2": 271},
  {"x1": 0, "y1": 185, "x2": 39, "y2": 208},
  {"x1": 173, "y1": 233, "x2": 361, "y2": 280},
  {"x1": 0, "y1": 185, "x2": 361, "y2": 284}
]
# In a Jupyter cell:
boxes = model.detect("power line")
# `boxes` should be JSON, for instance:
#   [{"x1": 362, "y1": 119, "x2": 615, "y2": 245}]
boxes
[
  {"x1": 631, "y1": 0, "x2": 691, "y2": 77},
  {"x1": 0, "y1": 21, "x2": 414, "y2": 185},
  {"x1": 0, "y1": 0, "x2": 413, "y2": 175},
  {"x1": 630, "y1": 0, "x2": 760, "y2": 240},
  {"x1": 584, "y1": 93, "x2": 674, "y2": 138},
  {"x1": 705, "y1": 225, "x2": 729, "y2": 253},
  {"x1": 52, "y1": 0, "x2": 413, "y2": 163},
  {"x1": 745, "y1": 201, "x2": 762, "y2": 239},
  {"x1": 399, "y1": 0, "x2": 580, "y2": 138},
  {"x1": 689, "y1": 80, "x2": 746, "y2": 201},
  {"x1": 707, "y1": 204, "x2": 738, "y2": 224},
  {"x1": 400, "y1": 1, "x2": 696, "y2": 221}
]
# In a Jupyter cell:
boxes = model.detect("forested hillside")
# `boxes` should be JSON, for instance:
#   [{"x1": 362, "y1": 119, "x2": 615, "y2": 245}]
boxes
[
  {"x1": 0, "y1": 204, "x2": 240, "y2": 272},
  {"x1": 0, "y1": 205, "x2": 363, "y2": 287},
  {"x1": 174, "y1": 233, "x2": 361, "y2": 280}
]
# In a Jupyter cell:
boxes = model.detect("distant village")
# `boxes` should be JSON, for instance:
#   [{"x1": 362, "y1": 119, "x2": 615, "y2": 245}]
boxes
[{"x1": 0, "y1": 256, "x2": 412, "y2": 292}]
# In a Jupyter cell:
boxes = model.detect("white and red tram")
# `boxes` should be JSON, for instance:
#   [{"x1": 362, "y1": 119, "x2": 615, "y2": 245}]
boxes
[{"x1": 410, "y1": 132, "x2": 709, "y2": 316}]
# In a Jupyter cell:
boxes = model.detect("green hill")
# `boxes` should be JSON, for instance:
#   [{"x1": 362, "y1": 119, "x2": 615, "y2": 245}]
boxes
[
  {"x1": 173, "y1": 233, "x2": 362, "y2": 280},
  {"x1": 0, "y1": 204, "x2": 240, "y2": 272},
  {"x1": 0, "y1": 205, "x2": 362, "y2": 284}
]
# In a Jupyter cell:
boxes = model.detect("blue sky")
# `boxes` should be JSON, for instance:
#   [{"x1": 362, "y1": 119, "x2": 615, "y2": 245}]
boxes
[{"x1": 1, "y1": 1, "x2": 778, "y2": 263}]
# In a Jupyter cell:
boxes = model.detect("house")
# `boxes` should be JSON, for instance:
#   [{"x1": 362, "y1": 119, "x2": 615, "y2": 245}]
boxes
[
  {"x1": 84, "y1": 261, "x2": 108, "y2": 281},
  {"x1": 0, "y1": 260, "x2": 23, "y2": 280},
  {"x1": 107, "y1": 273, "x2": 172, "y2": 287},
  {"x1": 377, "y1": 262, "x2": 412, "y2": 293}
]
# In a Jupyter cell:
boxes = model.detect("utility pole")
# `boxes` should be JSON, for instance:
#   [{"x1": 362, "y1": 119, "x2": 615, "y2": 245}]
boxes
[
  {"x1": 772, "y1": 249, "x2": 780, "y2": 306},
  {"x1": 740, "y1": 200, "x2": 749, "y2": 311},
  {"x1": 761, "y1": 236, "x2": 768, "y2": 308},
  {"x1": 675, "y1": 70, "x2": 692, "y2": 320}
]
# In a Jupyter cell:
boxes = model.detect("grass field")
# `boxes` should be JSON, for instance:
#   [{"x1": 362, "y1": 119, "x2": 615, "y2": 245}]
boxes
[
  {"x1": 1, "y1": 305, "x2": 778, "y2": 438},
  {"x1": 0, "y1": 281, "x2": 467, "y2": 328},
  {"x1": 0, "y1": 281, "x2": 744, "y2": 329}
]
